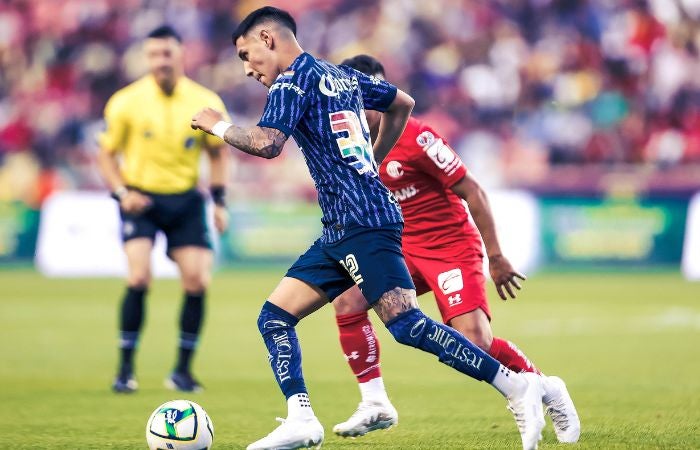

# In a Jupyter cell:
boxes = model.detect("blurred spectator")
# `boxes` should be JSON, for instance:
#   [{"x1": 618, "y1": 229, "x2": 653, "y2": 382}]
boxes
[{"x1": 1, "y1": 0, "x2": 700, "y2": 205}]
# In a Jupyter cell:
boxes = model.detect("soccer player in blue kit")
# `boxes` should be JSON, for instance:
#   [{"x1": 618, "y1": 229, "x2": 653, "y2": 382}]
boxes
[{"x1": 191, "y1": 7, "x2": 546, "y2": 450}]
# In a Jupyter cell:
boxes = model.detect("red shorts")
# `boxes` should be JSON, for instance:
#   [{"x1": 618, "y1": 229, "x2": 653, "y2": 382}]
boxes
[{"x1": 404, "y1": 252, "x2": 491, "y2": 324}]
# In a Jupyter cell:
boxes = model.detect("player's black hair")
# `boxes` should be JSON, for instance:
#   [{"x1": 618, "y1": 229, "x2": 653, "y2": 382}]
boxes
[
  {"x1": 231, "y1": 6, "x2": 297, "y2": 43},
  {"x1": 341, "y1": 54, "x2": 386, "y2": 77},
  {"x1": 147, "y1": 25, "x2": 182, "y2": 43}
]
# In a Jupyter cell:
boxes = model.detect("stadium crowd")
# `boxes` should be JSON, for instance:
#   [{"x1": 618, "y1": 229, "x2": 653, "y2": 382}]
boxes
[{"x1": 2, "y1": 0, "x2": 700, "y2": 206}]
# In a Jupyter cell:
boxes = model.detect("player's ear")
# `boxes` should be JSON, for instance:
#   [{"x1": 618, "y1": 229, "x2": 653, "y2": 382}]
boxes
[{"x1": 259, "y1": 29, "x2": 273, "y2": 50}]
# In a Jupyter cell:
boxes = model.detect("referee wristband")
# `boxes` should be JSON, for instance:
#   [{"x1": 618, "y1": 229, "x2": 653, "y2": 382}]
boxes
[
  {"x1": 210, "y1": 186, "x2": 226, "y2": 207},
  {"x1": 211, "y1": 121, "x2": 232, "y2": 140},
  {"x1": 111, "y1": 186, "x2": 128, "y2": 202}
]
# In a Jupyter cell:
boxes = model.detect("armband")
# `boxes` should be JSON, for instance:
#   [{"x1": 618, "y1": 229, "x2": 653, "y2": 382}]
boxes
[
  {"x1": 210, "y1": 185, "x2": 226, "y2": 207},
  {"x1": 111, "y1": 186, "x2": 128, "y2": 202}
]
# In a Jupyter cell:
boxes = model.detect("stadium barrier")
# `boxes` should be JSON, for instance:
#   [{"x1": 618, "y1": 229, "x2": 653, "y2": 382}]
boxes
[
  {"x1": 33, "y1": 190, "x2": 540, "y2": 277},
  {"x1": 539, "y1": 195, "x2": 689, "y2": 270},
  {"x1": 0, "y1": 200, "x2": 39, "y2": 265},
  {"x1": 34, "y1": 191, "x2": 178, "y2": 277},
  {"x1": 30, "y1": 190, "x2": 698, "y2": 278},
  {"x1": 681, "y1": 192, "x2": 700, "y2": 281}
]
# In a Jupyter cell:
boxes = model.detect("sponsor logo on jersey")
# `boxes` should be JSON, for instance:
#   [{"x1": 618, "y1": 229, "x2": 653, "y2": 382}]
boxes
[
  {"x1": 392, "y1": 184, "x2": 418, "y2": 201},
  {"x1": 416, "y1": 130, "x2": 436, "y2": 147},
  {"x1": 386, "y1": 160, "x2": 404, "y2": 178},
  {"x1": 448, "y1": 293, "x2": 462, "y2": 307},
  {"x1": 319, "y1": 74, "x2": 358, "y2": 97},
  {"x1": 417, "y1": 131, "x2": 462, "y2": 176},
  {"x1": 269, "y1": 81, "x2": 305, "y2": 96},
  {"x1": 437, "y1": 268, "x2": 464, "y2": 295}
]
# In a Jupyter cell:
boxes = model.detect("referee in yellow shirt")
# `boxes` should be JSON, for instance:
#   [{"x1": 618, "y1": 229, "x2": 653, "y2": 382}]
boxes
[{"x1": 97, "y1": 25, "x2": 228, "y2": 393}]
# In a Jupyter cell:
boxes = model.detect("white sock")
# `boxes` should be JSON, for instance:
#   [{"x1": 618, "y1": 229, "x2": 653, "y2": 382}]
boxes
[
  {"x1": 491, "y1": 365, "x2": 526, "y2": 398},
  {"x1": 359, "y1": 377, "x2": 390, "y2": 404},
  {"x1": 287, "y1": 393, "x2": 315, "y2": 420}
]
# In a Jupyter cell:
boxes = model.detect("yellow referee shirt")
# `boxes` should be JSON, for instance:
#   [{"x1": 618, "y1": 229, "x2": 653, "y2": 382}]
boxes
[{"x1": 99, "y1": 75, "x2": 227, "y2": 194}]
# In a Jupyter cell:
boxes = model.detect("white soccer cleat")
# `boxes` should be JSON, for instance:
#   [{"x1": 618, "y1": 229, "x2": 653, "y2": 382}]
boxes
[
  {"x1": 543, "y1": 375, "x2": 580, "y2": 443},
  {"x1": 246, "y1": 416, "x2": 324, "y2": 450},
  {"x1": 333, "y1": 400, "x2": 398, "y2": 437},
  {"x1": 506, "y1": 372, "x2": 546, "y2": 450}
]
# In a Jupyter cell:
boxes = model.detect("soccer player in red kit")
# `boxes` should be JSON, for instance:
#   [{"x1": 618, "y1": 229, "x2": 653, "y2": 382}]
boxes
[{"x1": 331, "y1": 55, "x2": 580, "y2": 444}]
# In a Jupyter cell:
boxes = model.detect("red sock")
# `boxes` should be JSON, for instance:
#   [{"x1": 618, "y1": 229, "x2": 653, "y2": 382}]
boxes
[
  {"x1": 336, "y1": 311, "x2": 381, "y2": 383},
  {"x1": 488, "y1": 337, "x2": 541, "y2": 374}
]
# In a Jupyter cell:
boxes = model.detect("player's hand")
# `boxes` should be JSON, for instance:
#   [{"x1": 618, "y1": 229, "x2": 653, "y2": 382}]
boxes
[
  {"x1": 191, "y1": 107, "x2": 224, "y2": 135},
  {"x1": 488, "y1": 254, "x2": 526, "y2": 301},
  {"x1": 120, "y1": 190, "x2": 152, "y2": 214},
  {"x1": 213, "y1": 205, "x2": 229, "y2": 233}
]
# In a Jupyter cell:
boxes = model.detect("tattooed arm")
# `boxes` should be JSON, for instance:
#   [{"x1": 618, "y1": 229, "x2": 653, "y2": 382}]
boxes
[
  {"x1": 191, "y1": 107, "x2": 288, "y2": 159},
  {"x1": 373, "y1": 287, "x2": 418, "y2": 323},
  {"x1": 221, "y1": 125, "x2": 287, "y2": 159}
]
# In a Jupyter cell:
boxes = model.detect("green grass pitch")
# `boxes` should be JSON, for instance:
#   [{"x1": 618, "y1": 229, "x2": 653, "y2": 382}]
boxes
[{"x1": 1, "y1": 269, "x2": 699, "y2": 449}]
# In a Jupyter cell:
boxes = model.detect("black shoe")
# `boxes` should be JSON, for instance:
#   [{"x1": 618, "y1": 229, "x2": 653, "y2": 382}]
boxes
[
  {"x1": 165, "y1": 371, "x2": 203, "y2": 393},
  {"x1": 112, "y1": 373, "x2": 138, "y2": 393}
]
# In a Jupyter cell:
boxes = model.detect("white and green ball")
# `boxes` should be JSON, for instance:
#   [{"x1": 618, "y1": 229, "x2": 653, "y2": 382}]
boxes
[{"x1": 146, "y1": 400, "x2": 214, "y2": 450}]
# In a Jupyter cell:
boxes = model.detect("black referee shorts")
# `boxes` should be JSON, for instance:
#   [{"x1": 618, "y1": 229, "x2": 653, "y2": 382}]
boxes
[{"x1": 119, "y1": 189, "x2": 211, "y2": 256}]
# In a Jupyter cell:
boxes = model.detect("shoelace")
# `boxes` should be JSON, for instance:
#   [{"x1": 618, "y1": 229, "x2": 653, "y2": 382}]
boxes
[
  {"x1": 507, "y1": 405, "x2": 527, "y2": 433},
  {"x1": 546, "y1": 405, "x2": 569, "y2": 430}
]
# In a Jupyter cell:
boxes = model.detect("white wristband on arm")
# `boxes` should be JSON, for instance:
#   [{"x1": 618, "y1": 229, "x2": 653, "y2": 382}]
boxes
[{"x1": 211, "y1": 121, "x2": 233, "y2": 140}]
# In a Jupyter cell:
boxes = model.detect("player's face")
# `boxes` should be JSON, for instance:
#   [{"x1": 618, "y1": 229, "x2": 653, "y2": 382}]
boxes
[
  {"x1": 235, "y1": 33, "x2": 279, "y2": 88},
  {"x1": 144, "y1": 37, "x2": 183, "y2": 88}
]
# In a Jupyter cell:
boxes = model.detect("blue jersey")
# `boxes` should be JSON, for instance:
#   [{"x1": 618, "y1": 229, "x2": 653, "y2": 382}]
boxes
[{"x1": 258, "y1": 52, "x2": 403, "y2": 243}]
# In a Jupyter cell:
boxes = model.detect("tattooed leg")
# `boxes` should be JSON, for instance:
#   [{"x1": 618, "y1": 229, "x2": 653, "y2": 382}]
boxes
[{"x1": 372, "y1": 287, "x2": 418, "y2": 323}]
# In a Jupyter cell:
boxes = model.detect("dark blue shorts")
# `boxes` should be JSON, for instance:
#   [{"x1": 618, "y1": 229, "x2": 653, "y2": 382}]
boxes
[
  {"x1": 119, "y1": 189, "x2": 211, "y2": 256},
  {"x1": 286, "y1": 224, "x2": 415, "y2": 305}
]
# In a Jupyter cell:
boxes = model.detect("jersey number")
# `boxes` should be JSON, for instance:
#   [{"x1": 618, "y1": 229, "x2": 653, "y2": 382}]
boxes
[
  {"x1": 329, "y1": 110, "x2": 377, "y2": 176},
  {"x1": 339, "y1": 254, "x2": 364, "y2": 285}
]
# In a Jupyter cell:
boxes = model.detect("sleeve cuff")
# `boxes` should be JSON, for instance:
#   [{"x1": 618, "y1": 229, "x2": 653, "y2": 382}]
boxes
[
  {"x1": 376, "y1": 86, "x2": 398, "y2": 112},
  {"x1": 257, "y1": 121, "x2": 294, "y2": 137}
]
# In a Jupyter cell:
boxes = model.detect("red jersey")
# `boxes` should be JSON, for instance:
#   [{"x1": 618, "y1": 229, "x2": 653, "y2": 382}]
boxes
[{"x1": 379, "y1": 117, "x2": 482, "y2": 259}]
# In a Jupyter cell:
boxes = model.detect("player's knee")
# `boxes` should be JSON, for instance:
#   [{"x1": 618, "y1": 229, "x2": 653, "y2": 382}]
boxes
[
  {"x1": 257, "y1": 301, "x2": 298, "y2": 336},
  {"x1": 182, "y1": 271, "x2": 210, "y2": 293},
  {"x1": 127, "y1": 271, "x2": 151, "y2": 289},
  {"x1": 385, "y1": 308, "x2": 427, "y2": 347},
  {"x1": 333, "y1": 287, "x2": 369, "y2": 316}
]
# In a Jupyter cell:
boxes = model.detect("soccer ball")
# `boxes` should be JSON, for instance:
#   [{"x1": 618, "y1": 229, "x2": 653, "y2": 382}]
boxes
[{"x1": 146, "y1": 400, "x2": 214, "y2": 450}]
